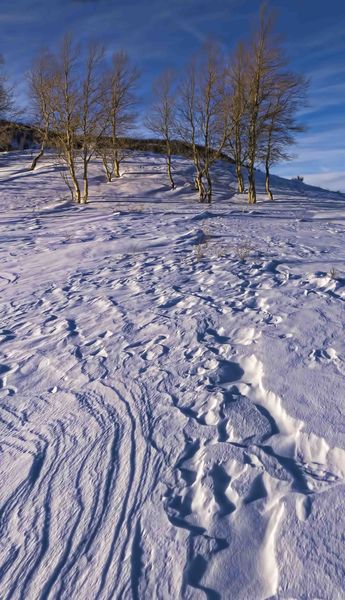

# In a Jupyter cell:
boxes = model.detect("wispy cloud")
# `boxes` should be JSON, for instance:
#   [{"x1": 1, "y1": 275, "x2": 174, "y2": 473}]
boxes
[
  {"x1": 286, "y1": 17, "x2": 345, "y2": 58},
  {"x1": 0, "y1": 11, "x2": 37, "y2": 24}
]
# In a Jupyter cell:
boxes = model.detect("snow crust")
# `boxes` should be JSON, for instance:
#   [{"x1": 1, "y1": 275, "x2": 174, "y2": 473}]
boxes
[{"x1": 0, "y1": 151, "x2": 345, "y2": 599}]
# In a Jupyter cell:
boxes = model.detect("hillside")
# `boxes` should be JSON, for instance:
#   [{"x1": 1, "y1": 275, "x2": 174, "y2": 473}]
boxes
[
  {"x1": 1, "y1": 122, "x2": 234, "y2": 165},
  {"x1": 0, "y1": 151, "x2": 345, "y2": 599}
]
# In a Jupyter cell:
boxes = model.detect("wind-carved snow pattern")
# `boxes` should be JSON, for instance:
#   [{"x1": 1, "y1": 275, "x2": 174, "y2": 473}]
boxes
[
  {"x1": 160, "y1": 293, "x2": 345, "y2": 600},
  {"x1": 0, "y1": 152, "x2": 345, "y2": 599}
]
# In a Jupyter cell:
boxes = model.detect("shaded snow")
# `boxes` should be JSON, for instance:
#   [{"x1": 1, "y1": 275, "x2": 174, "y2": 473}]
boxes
[{"x1": 0, "y1": 151, "x2": 345, "y2": 599}]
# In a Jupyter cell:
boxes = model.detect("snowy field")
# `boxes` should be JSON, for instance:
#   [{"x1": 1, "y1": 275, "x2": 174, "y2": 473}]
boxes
[{"x1": 0, "y1": 151, "x2": 345, "y2": 600}]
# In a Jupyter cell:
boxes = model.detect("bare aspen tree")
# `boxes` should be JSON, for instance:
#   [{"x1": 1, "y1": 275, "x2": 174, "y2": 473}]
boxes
[
  {"x1": 146, "y1": 69, "x2": 177, "y2": 189},
  {"x1": 200, "y1": 44, "x2": 228, "y2": 203},
  {"x1": 260, "y1": 72, "x2": 307, "y2": 199},
  {"x1": 51, "y1": 35, "x2": 81, "y2": 202},
  {"x1": 28, "y1": 53, "x2": 55, "y2": 170},
  {"x1": 178, "y1": 60, "x2": 205, "y2": 198},
  {"x1": 178, "y1": 44, "x2": 228, "y2": 203},
  {"x1": 99, "y1": 51, "x2": 139, "y2": 181},
  {"x1": 245, "y1": 5, "x2": 284, "y2": 204},
  {"x1": 79, "y1": 42, "x2": 106, "y2": 202},
  {"x1": 31, "y1": 36, "x2": 107, "y2": 203},
  {"x1": 224, "y1": 42, "x2": 248, "y2": 194},
  {"x1": 0, "y1": 57, "x2": 13, "y2": 116},
  {"x1": 0, "y1": 55, "x2": 15, "y2": 150}
]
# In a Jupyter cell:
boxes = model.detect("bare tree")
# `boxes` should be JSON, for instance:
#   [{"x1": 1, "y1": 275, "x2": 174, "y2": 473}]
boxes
[
  {"x1": 178, "y1": 43, "x2": 228, "y2": 203},
  {"x1": 177, "y1": 60, "x2": 204, "y2": 197},
  {"x1": 0, "y1": 55, "x2": 15, "y2": 149},
  {"x1": 30, "y1": 36, "x2": 108, "y2": 203},
  {"x1": 98, "y1": 51, "x2": 139, "y2": 181},
  {"x1": 223, "y1": 42, "x2": 248, "y2": 194},
  {"x1": 146, "y1": 69, "x2": 177, "y2": 189},
  {"x1": 49, "y1": 35, "x2": 82, "y2": 202},
  {"x1": 199, "y1": 45, "x2": 229, "y2": 203},
  {"x1": 245, "y1": 5, "x2": 285, "y2": 204},
  {"x1": 28, "y1": 52, "x2": 55, "y2": 170},
  {"x1": 259, "y1": 71, "x2": 307, "y2": 199},
  {"x1": 79, "y1": 42, "x2": 106, "y2": 202}
]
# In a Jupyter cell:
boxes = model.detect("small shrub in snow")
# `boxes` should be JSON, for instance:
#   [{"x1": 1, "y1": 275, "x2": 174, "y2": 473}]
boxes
[
  {"x1": 235, "y1": 243, "x2": 254, "y2": 261},
  {"x1": 193, "y1": 224, "x2": 210, "y2": 261},
  {"x1": 194, "y1": 241, "x2": 205, "y2": 261},
  {"x1": 328, "y1": 266, "x2": 337, "y2": 280}
]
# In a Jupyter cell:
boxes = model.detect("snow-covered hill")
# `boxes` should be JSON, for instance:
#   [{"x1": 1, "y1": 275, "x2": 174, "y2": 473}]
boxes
[{"x1": 0, "y1": 152, "x2": 345, "y2": 599}]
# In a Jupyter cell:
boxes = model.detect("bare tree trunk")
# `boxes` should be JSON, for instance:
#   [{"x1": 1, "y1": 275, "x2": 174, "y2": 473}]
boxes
[
  {"x1": 205, "y1": 171, "x2": 212, "y2": 203},
  {"x1": 248, "y1": 163, "x2": 256, "y2": 204},
  {"x1": 72, "y1": 176, "x2": 81, "y2": 203},
  {"x1": 82, "y1": 177, "x2": 88, "y2": 203},
  {"x1": 65, "y1": 129, "x2": 81, "y2": 203},
  {"x1": 66, "y1": 167, "x2": 81, "y2": 203},
  {"x1": 81, "y1": 149, "x2": 89, "y2": 203},
  {"x1": 265, "y1": 159, "x2": 273, "y2": 200},
  {"x1": 114, "y1": 151, "x2": 120, "y2": 178},
  {"x1": 236, "y1": 161, "x2": 245, "y2": 193},
  {"x1": 82, "y1": 160, "x2": 89, "y2": 203},
  {"x1": 195, "y1": 172, "x2": 206, "y2": 202},
  {"x1": 67, "y1": 154, "x2": 81, "y2": 203},
  {"x1": 166, "y1": 140, "x2": 175, "y2": 189},
  {"x1": 102, "y1": 155, "x2": 112, "y2": 182},
  {"x1": 167, "y1": 154, "x2": 175, "y2": 189},
  {"x1": 30, "y1": 124, "x2": 50, "y2": 171},
  {"x1": 199, "y1": 177, "x2": 206, "y2": 203},
  {"x1": 247, "y1": 130, "x2": 257, "y2": 203},
  {"x1": 234, "y1": 118, "x2": 245, "y2": 193},
  {"x1": 30, "y1": 143, "x2": 45, "y2": 171}
]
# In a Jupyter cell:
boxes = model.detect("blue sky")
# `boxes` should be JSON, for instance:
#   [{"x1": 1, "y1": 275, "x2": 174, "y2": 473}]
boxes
[{"x1": 1, "y1": 0, "x2": 344, "y2": 191}]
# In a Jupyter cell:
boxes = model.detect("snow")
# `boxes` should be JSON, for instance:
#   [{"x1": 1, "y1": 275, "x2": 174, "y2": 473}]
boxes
[{"x1": 0, "y1": 150, "x2": 345, "y2": 599}]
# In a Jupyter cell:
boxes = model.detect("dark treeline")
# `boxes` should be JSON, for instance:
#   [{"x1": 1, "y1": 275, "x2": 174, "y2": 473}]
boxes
[{"x1": 0, "y1": 4, "x2": 307, "y2": 204}]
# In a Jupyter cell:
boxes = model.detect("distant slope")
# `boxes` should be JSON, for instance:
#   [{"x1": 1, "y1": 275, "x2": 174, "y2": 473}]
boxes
[{"x1": 0, "y1": 120, "x2": 234, "y2": 162}]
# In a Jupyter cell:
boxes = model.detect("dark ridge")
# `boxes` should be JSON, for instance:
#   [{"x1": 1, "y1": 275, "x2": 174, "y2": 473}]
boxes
[{"x1": 0, "y1": 120, "x2": 235, "y2": 163}]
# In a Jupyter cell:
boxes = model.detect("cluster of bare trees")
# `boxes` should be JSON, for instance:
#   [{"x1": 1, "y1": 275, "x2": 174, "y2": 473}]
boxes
[
  {"x1": 146, "y1": 45, "x2": 229, "y2": 203},
  {"x1": 0, "y1": 5, "x2": 306, "y2": 205},
  {"x1": 29, "y1": 36, "x2": 138, "y2": 203},
  {"x1": 147, "y1": 7, "x2": 307, "y2": 204}
]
